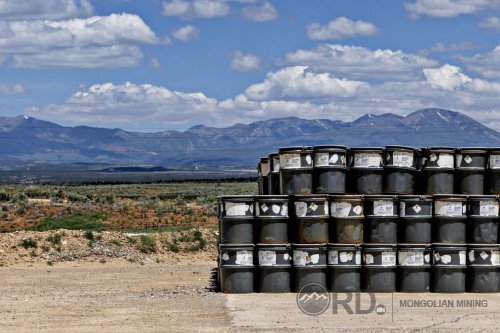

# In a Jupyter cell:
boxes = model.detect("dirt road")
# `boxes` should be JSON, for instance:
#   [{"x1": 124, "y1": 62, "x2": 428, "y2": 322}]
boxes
[{"x1": 1, "y1": 261, "x2": 500, "y2": 332}]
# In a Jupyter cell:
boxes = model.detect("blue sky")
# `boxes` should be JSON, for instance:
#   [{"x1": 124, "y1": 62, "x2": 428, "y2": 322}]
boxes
[{"x1": 1, "y1": 0, "x2": 500, "y2": 131}]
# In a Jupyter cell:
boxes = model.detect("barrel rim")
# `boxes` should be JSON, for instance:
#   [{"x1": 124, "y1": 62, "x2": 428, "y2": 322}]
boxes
[
  {"x1": 218, "y1": 195, "x2": 254, "y2": 201},
  {"x1": 433, "y1": 194, "x2": 468, "y2": 200},
  {"x1": 278, "y1": 146, "x2": 313, "y2": 153},
  {"x1": 254, "y1": 195, "x2": 289, "y2": 200},
  {"x1": 423, "y1": 146, "x2": 455, "y2": 152},
  {"x1": 312, "y1": 144, "x2": 348, "y2": 151},
  {"x1": 398, "y1": 195, "x2": 433, "y2": 201},
  {"x1": 329, "y1": 194, "x2": 364, "y2": 200},
  {"x1": 385, "y1": 145, "x2": 418, "y2": 151},
  {"x1": 456, "y1": 148, "x2": 489, "y2": 153}
]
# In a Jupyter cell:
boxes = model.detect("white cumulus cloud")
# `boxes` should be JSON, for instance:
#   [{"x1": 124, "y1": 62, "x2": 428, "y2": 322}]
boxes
[
  {"x1": 0, "y1": 0, "x2": 93, "y2": 20},
  {"x1": 285, "y1": 44, "x2": 438, "y2": 80},
  {"x1": 0, "y1": 13, "x2": 160, "y2": 68},
  {"x1": 423, "y1": 64, "x2": 472, "y2": 90},
  {"x1": 244, "y1": 66, "x2": 367, "y2": 101},
  {"x1": 405, "y1": 0, "x2": 499, "y2": 18},
  {"x1": 460, "y1": 46, "x2": 500, "y2": 79},
  {"x1": 172, "y1": 25, "x2": 200, "y2": 42},
  {"x1": 242, "y1": 1, "x2": 277, "y2": 22},
  {"x1": 479, "y1": 17, "x2": 500, "y2": 31},
  {"x1": 25, "y1": 82, "x2": 219, "y2": 127},
  {"x1": 230, "y1": 51, "x2": 262, "y2": 71},
  {"x1": 306, "y1": 17, "x2": 378, "y2": 40},
  {"x1": 162, "y1": 0, "x2": 230, "y2": 19}
]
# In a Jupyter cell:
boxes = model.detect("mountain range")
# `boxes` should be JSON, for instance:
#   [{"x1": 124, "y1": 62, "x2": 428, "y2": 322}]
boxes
[{"x1": 1, "y1": 108, "x2": 499, "y2": 167}]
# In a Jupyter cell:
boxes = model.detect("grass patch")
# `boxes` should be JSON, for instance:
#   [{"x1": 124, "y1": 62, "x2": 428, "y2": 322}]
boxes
[
  {"x1": 20, "y1": 237, "x2": 38, "y2": 249},
  {"x1": 33, "y1": 212, "x2": 106, "y2": 231},
  {"x1": 46, "y1": 233, "x2": 62, "y2": 246},
  {"x1": 111, "y1": 239, "x2": 123, "y2": 247},
  {"x1": 138, "y1": 235, "x2": 157, "y2": 254}
]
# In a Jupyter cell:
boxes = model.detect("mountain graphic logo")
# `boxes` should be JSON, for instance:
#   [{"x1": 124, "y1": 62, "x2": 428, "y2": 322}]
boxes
[{"x1": 296, "y1": 283, "x2": 330, "y2": 316}]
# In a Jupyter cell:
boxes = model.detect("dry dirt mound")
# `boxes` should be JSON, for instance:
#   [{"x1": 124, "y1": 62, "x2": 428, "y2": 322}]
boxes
[{"x1": 0, "y1": 227, "x2": 218, "y2": 267}]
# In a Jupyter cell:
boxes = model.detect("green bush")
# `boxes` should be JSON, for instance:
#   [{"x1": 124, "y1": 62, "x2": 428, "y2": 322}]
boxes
[
  {"x1": 138, "y1": 235, "x2": 157, "y2": 254},
  {"x1": 34, "y1": 212, "x2": 106, "y2": 231},
  {"x1": 46, "y1": 233, "x2": 62, "y2": 246},
  {"x1": 20, "y1": 238, "x2": 38, "y2": 249}
]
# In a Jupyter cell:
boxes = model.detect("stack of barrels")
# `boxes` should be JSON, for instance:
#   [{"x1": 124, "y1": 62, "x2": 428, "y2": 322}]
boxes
[{"x1": 218, "y1": 145, "x2": 500, "y2": 293}]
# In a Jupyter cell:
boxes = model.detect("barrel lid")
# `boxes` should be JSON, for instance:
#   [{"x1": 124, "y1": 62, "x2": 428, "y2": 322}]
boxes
[
  {"x1": 329, "y1": 194, "x2": 363, "y2": 200},
  {"x1": 268, "y1": 152, "x2": 279, "y2": 158},
  {"x1": 467, "y1": 244, "x2": 500, "y2": 249},
  {"x1": 424, "y1": 146, "x2": 455, "y2": 152},
  {"x1": 278, "y1": 146, "x2": 313, "y2": 153},
  {"x1": 259, "y1": 157, "x2": 269, "y2": 163},
  {"x1": 433, "y1": 194, "x2": 467, "y2": 201},
  {"x1": 456, "y1": 147, "x2": 488, "y2": 153},
  {"x1": 254, "y1": 195, "x2": 288, "y2": 200},
  {"x1": 218, "y1": 195, "x2": 254, "y2": 201},
  {"x1": 468, "y1": 195, "x2": 498, "y2": 200},
  {"x1": 364, "y1": 195, "x2": 397, "y2": 200},
  {"x1": 313, "y1": 145, "x2": 347, "y2": 151},
  {"x1": 398, "y1": 195, "x2": 433, "y2": 201},
  {"x1": 385, "y1": 145, "x2": 417, "y2": 152},
  {"x1": 488, "y1": 148, "x2": 500, "y2": 153},
  {"x1": 292, "y1": 194, "x2": 329, "y2": 201},
  {"x1": 350, "y1": 147, "x2": 384, "y2": 152}
]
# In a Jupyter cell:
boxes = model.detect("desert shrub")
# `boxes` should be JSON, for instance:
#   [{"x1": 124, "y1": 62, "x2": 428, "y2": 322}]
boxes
[
  {"x1": 20, "y1": 238, "x2": 38, "y2": 249},
  {"x1": 138, "y1": 235, "x2": 157, "y2": 253}
]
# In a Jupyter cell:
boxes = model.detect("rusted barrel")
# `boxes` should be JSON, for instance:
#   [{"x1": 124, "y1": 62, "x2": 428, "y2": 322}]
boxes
[
  {"x1": 398, "y1": 195, "x2": 433, "y2": 243},
  {"x1": 422, "y1": 147, "x2": 455, "y2": 194},
  {"x1": 292, "y1": 244, "x2": 327, "y2": 292},
  {"x1": 327, "y1": 243, "x2": 362, "y2": 292},
  {"x1": 219, "y1": 244, "x2": 254, "y2": 293},
  {"x1": 218, "y1": 196, "x2": 254, "y2": 244},
  {"x1": 329, "y1": 195, "x2": 364, "y2": 243},
  {"x1": 384, "y1": 146, "x2": 417, "y2": 194},
  {"x1": 279, "y1": 146, "x2": 313, "y2": 195},
  {"x1": 398, "y1": 244, "x2": 432, "y2": 292},
  {"x1": 364, "y1": 195, "x2": 398, "y2": 243},
  {"x1": 432, "y1": 243, "x2": 466, "y2": 292},
  {"x1": 467, "y1": 244, "x2": 500, "y2": 292},
  {"x1": 363, "y1": 244, "x2": 397, "y2": 292},
  {"x1": 433, "y1": 195, "x2": 467, "y2": 243},
  {"x1": 255, "y1": 195, "x2": 289, "y2": 244},
  {"x1": 268, "y1": 153, "x2": 281, "y2": 195},
  {"x1": 292, "y1": 195, "x2": 329, "y2": 243},
  {"x1": 313, "y1": 145, "x2": 348, "y2": 194},
  {"x1": 349, "y1": 148, "x2": 384, "y2": 194},
  {"x1": 455, "y1": 148, "x2": 487, "y2": 194},
  {"x1": 257, "y1": 244, "x2": 291, "y2": 293},
  {"x1": 468, "y1": 195, "x2": 499, "y2": 243}
]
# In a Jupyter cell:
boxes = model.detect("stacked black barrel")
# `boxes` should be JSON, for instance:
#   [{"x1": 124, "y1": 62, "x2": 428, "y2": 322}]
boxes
[{"x1": 217, "y1": 145, "x2": 500, "y2": 293}]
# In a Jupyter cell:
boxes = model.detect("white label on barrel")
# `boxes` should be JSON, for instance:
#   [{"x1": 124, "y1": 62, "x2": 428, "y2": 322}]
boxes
[
  {"x1": 339, "y1": 252, "x2": 353, "y2": 263},
  {"x1": 456, "y1": 154, "x2": 463, "y2": 168},
  {"x1": 235, "y1": 251, "x2": 253, "y2": 265},
  {"x1": 280, "y1": 203, "x2": 288, "y2": 216},
  {"x1": 310, "y1": 254, "x2": 320, "y2": 264},
  {"x1": 355, "y1": 252, "x2": 361, "y2": 265},
  {"x1": 330, "y1": 154, "x2": 339, "y2": 164},
  {"x1": 314, "y1": 153, "x2": 330, "y2": 167},
  {"x1": 464, "y1": 155, "x2": 472, "y2": 164},
  {"x1": 459, "y1": 251, "x2": 466, "y2": 265},
  {"x1": 293, "y1": 250, "x2": 307, "y2": 266},
  {"x1": 259, "y1": 251, "x2": 276, "y2": 266},
  {"x1": 430, "y1": 153, "x2": 437, "y2": 161},
  {"x1": 400, "y1": 202, "x2": 406, "y2": 217},
  {"x1": 434, "y1": 253, "x2": 441, "y2": 263},
  {"x1": 295, "y1": 202, "x2": 308, "y2": 217},
  {"x1": 225, "y1": 202, "x2": 250, "y2": 216},
  {"x1": 393, "y1": 151, "x2": 413, "y2": 167},
  {"x1": 273, "y1": 157, "x2": 280, "y2": 172},
  {"x1": 424, "y1": 254, "x2": 430, "y2": 263},
  {"x1": 436, "y1": 154, "x2": 454, "y2": 168},
  {"x1": 280, "y1": 153, "x2": 302, "y2": 169},
  {"x1": 480, "y1": 201, "x2": 499, "y2": 216},
  {"x1": 354, "y1": 152, "x2": 381, "y2": 168},
  {"x1": 399, "y1": 251, "x2": 424, "y2": 266},
  {"x1": 310, "y1": 203, "x2": 318, "y2": 211},
  {"x1": 271, "y1": 204, "x2": 281, "y2": 215},
  {"x1": 222, "y1": 253, "x2": 229, "y2": 261},
  {"x1": 364, "y1": 254, "x2": 374, "y2": 264},
  {"x1": 441, "y1": 255, "x2": 452, "y2": 264},
  {"x1": 324, "y1": 201, "x2": 329, "y2": 215},
  {"x1": 329, "y1": 250, "x2": 339, "y2": 265},
  {"x1": 373, "y1": 200, "x2": 394, "y2": 216},
  {"x1": 490, "y1": 251, "x2": 500, "y2": 265},
  {"x1": 381, "y1": 252, "x2": 396, "y2": 266},
  {"x1": 435, "y1": 201, "x2": 463, "y2": 216},
  {"x1": 469, "y1": 250, "x2": 475, "y2": 263},
  {"x1": 284, "y1": 253, "x2": 290, "y2": 261},
  {"x1": 305, "y1": 154, "x2": 312, "y2": 166},
  {"x1": 353, "y1": 205, "x2": 362, "y2": 215},
  {"x1": 489, "y1": 155, "x2": 500, "y2": 169},
  {"x1": 480, "y1": 251, "x2": 489, "y2": 260},
  {"x1": 331, "y1": 202, "x2": 352, "y2": 217},
  {"x1": 413, "y1": 204, "x2": 422, "y2": 213},
  {"x1": 260, "y1": 203, "x2": 268, "y2": 213},
  {"x1": 261, "y1": 162, "x2": 270, "y2": 176}
]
